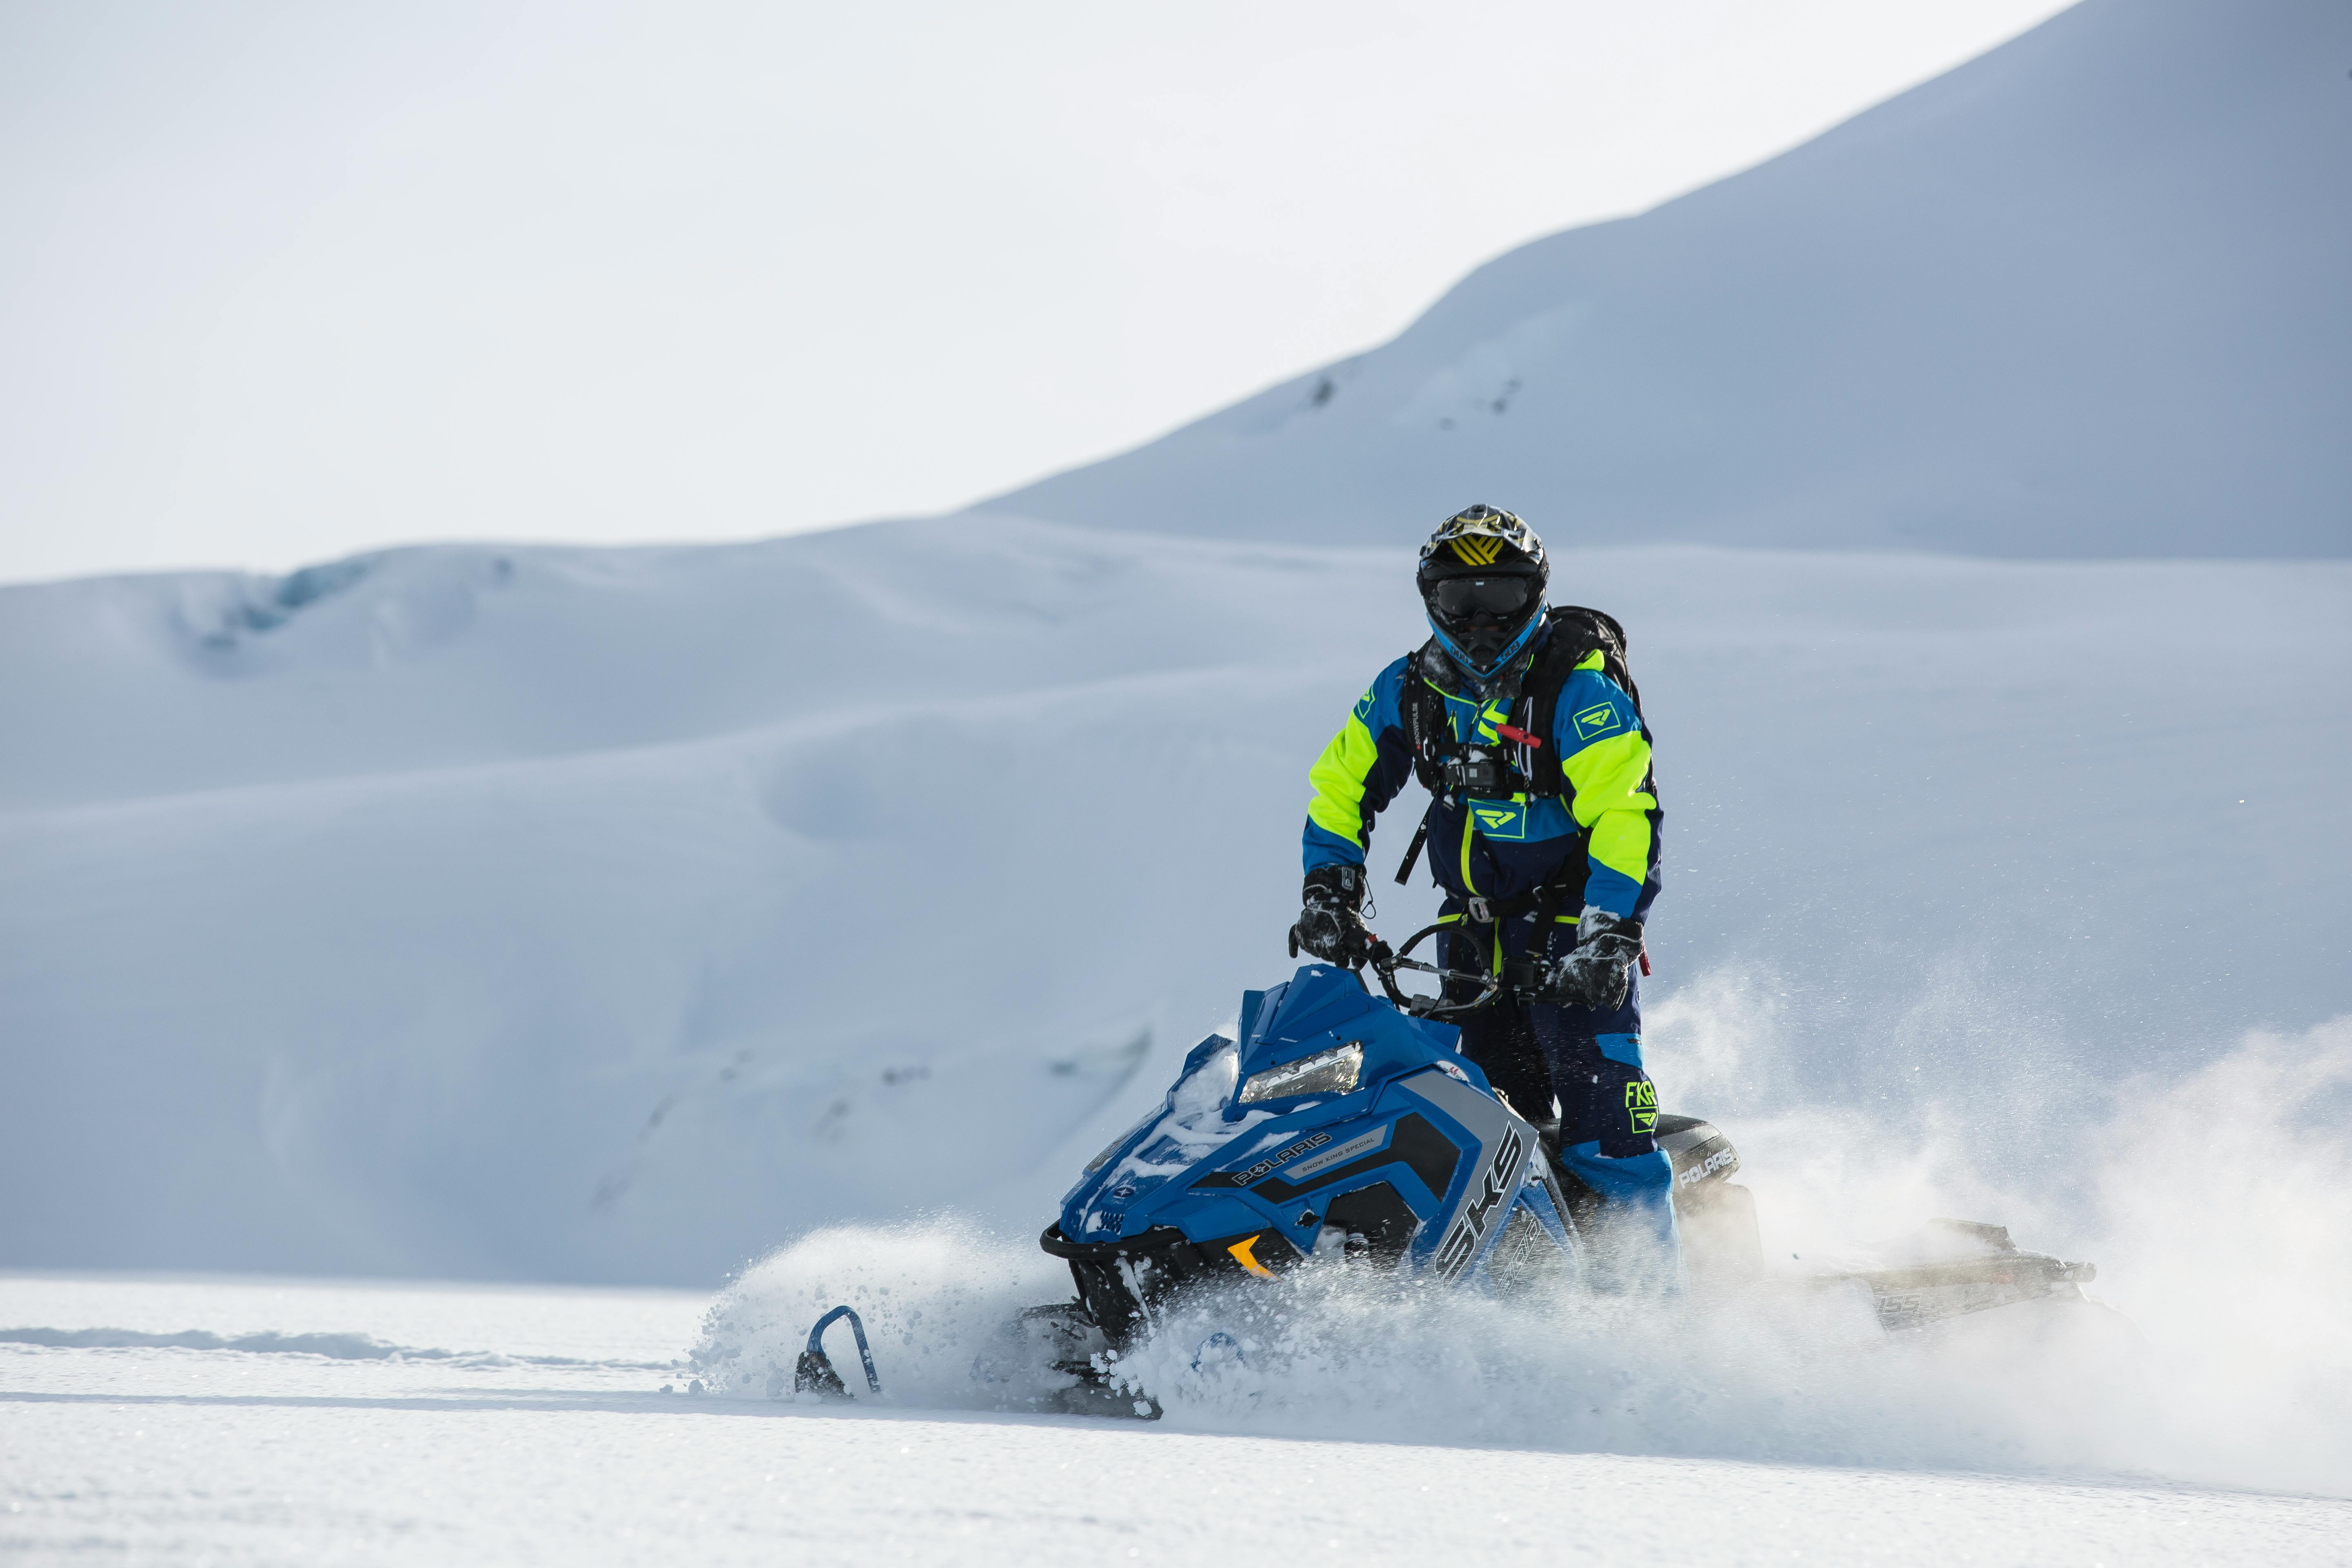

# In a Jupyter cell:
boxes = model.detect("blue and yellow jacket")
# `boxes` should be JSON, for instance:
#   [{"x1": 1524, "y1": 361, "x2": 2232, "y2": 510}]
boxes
[{"x1": 1302, "y1": 637, "x2": 1662, "y2": 926}]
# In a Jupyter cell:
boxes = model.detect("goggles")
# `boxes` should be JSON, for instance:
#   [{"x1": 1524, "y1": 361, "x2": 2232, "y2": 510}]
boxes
[{"x1": 1425, "y1": 573, "x2": 1540, "y2": 619}]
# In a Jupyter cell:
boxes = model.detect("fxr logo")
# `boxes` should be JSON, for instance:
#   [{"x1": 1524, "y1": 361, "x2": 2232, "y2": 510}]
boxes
[{"x1": 1467, "y1": 800, "x2": 1526, "y2": 840}]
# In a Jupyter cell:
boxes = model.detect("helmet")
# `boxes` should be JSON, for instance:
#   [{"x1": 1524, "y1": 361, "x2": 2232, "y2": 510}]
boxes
[{"x1": 1416, "y1": 504, "x2": 1549, "y2": 683}]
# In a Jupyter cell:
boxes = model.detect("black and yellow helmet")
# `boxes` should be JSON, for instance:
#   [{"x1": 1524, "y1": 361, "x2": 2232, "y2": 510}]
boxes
[
  {"x1": 1417, "y1": 503, "x2": 1547, "y2": 573},
  {"x1": 1416, "y1": 505, "x2": 1550, "y2": 681}
]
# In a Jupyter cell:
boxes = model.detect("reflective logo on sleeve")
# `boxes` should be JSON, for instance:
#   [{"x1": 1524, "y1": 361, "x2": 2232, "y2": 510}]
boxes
[{"x1": 1572, "y1": 702, "x2": 1623, "y2": 741}]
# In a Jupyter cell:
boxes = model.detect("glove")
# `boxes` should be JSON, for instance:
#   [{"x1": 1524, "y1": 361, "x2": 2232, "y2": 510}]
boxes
[
  {"x1": 1543, "y1": 906, "x2": 1644, "y2": 1011},
  {"x1": 1289, "y1": 864, "x2": 1371, "y2": 968}
]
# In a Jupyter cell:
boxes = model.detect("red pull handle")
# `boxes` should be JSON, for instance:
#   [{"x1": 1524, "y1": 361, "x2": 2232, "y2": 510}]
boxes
[{"x1": 1494, "y1": 723, "x2": 1542, "y2": 749}]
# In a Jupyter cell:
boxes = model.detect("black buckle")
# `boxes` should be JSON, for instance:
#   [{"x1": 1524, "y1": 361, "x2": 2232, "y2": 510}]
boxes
[{"x1": 1501, "y1": 955, "x2": 1548, "y2": 998}]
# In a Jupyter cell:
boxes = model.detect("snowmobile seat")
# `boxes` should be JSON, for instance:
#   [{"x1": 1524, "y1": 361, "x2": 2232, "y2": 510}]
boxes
[{"x1": 1654, "y1": 1113, "x2": 1764, "y2": 1275}]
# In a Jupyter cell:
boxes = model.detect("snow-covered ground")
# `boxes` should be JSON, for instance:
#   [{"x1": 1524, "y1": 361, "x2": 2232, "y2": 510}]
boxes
[
  {"x1": 7, "y1": 1263, "x2": 2350, "y2": 1565},
  {"x1": 4, "y1": 6, "x2": 2348, "y2": 1549}
]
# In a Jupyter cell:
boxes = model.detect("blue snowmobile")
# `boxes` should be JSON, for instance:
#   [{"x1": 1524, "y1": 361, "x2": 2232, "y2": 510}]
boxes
[
  {"x1": 796, "y1": 929, "x2": 2098, "y2": 1410},
  {"x1": 1042, "y1": 954, "x2": 1605, "y2": 1339}
]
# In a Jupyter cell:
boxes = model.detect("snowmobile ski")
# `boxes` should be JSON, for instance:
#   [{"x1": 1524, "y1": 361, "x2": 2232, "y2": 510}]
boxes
[{"x1": 793, "y1": 1304, "x2": 881, "y2": 1399}]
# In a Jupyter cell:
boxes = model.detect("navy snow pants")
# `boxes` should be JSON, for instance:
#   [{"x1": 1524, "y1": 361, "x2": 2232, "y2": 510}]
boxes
[{"x1": 1440, "y1": 911, "x2": 1680, "y2": 1287}]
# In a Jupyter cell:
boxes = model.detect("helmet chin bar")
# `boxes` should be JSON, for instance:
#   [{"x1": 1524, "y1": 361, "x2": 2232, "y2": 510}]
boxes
[{"x1": 1430, "y1": 609, "x2": 1544, "y2": 684}]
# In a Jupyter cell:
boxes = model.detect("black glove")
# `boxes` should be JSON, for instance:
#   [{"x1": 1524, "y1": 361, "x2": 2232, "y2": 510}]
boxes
[
  {"x1": 1289, "y1": 864, "x2": 1371, "y2": 968},
  {"x1": 1543, "y1": 906, "x2": 1644, "y2": 1011}
]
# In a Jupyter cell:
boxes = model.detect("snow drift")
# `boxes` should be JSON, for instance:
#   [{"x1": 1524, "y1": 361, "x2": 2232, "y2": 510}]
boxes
[
  {"x1": 987, "y1": 0, "x2": 2352, "y2": 558},
  {"x1": 0, "y1": 515, "x2": 2345, "y2": 1284}
]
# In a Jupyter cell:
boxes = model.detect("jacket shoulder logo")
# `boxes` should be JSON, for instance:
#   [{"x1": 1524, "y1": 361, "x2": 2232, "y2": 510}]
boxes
[{"x1": 1571, "y1": 702, "x2": 1622, "y2": 741}]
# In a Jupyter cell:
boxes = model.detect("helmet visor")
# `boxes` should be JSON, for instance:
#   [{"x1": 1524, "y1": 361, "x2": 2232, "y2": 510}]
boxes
[{"x1": 1426, "y1": 574, "x2": 1540, "y2": 620}]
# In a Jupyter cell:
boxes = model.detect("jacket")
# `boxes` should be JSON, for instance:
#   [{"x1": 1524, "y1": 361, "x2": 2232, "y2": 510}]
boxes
[{"x1": 1301, "y1": 633, "x2": 1662, "y2": 926}]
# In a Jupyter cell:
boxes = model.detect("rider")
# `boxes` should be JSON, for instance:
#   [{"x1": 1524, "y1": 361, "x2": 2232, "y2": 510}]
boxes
[{"x1": 1289, "y1": 504, "x2": 1677, "y2": 1286}]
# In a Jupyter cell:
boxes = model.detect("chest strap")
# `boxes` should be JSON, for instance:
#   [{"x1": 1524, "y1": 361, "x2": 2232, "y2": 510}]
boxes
[{"x1": 1457, "y1": 884, "x2": 1567, "y2": 928}]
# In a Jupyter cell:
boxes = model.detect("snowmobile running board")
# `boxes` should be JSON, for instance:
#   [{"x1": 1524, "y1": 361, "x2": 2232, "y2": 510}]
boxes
[
  {"x1": 1815, "y1": 1222, "x2": 2098, "y2": 1332},
  {"x1": 793, "y1": 1305, "x2": 882, "y2": 1399}
]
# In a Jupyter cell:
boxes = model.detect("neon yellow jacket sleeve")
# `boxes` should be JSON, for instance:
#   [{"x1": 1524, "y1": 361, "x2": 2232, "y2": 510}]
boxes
[
  {"x1": 1303, "y1": 656, "x2": 1418, "y2": 871},
  {"x1": 1307, "y1": 711, "x2": 1379, "y2": 852},
  {"x1": 1555, "y1": 654, "x2": 1657, "y2": 918}
]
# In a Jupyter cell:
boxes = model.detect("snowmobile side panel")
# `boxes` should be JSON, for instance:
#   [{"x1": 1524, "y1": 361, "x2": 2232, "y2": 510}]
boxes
[
  {"x1": 1319, "y1": 1181, "x2": 1422, "y2": 1265},
  {"x1": 1392, "y1": 1068, "x2": 1564, "y2": 1281}
]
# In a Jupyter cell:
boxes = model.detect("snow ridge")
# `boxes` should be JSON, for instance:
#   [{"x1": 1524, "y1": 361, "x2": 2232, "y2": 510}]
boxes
[{"x1": 986, "y1": 0, "x2": 2352, "y2": 557}]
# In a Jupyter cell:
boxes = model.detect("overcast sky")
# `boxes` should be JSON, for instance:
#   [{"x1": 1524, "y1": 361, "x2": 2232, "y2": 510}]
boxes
[{"x1": 0, "y1": 0, "x2": 2074, "y2": 584}]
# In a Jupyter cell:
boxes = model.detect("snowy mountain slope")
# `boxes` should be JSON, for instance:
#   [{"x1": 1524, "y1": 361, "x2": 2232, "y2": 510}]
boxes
[
  {"x1": 1, "y1": 514, "x2": 2345, "y2": 1285},
  {"x1": 984, "y1": 0, "x2": 2352, "y2": 557}
]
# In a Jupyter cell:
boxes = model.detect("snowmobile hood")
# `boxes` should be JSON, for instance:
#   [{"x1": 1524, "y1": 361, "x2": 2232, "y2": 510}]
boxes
[
  {"x1": 1059, "y1": 964, "x2": 1486, "y2": 1246},
  {"x1": 1228, "y1": 963, "x2": 1466, "y2": 1116}
]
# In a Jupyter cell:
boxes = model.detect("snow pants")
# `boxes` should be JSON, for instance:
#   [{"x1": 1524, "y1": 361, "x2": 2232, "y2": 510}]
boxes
[{"x1": 1440, "y1": 913, "x2": 1681, "y2": 1289}]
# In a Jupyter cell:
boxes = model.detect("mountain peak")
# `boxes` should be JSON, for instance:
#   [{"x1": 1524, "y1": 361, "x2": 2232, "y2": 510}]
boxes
[{"x1": 982, "y1": 0, "x2": 2352, "y2": 558}]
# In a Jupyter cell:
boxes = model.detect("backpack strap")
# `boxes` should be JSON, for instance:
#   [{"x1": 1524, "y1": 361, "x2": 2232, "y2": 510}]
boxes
[
  {"x1": 1400, "y1": 644, "x2": 1449, "y2": 795},
  {"x1": 1525, "y1": 605, "x2": 1641, "y2": 797}
]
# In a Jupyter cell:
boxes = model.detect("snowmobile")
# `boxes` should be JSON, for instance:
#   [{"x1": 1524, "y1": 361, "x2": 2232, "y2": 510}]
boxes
[{"x1": 798, "y1": 927, "x2": 2097, "y2": 1411}]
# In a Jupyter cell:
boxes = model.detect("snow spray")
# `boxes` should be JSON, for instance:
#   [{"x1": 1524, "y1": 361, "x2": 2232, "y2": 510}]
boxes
[{"x1": 691, "y1": 1003, "x2": 2352, "y2": 1497}]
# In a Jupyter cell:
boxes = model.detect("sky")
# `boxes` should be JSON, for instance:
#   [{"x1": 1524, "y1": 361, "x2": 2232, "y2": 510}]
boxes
[{"x1": 0, "y1": 0, "x2": 2075, "y2": 584}]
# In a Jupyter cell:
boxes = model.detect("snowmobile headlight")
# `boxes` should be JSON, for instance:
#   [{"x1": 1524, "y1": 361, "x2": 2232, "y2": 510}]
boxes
[{"x1": 1237, "y1": 1042, "x2": 1363, "y2": 1104}]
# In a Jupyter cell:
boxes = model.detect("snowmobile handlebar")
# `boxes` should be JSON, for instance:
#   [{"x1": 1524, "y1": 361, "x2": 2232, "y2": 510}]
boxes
[{"x1": 1364, "y1": 923, "x2": 1503, "y2": 1019}]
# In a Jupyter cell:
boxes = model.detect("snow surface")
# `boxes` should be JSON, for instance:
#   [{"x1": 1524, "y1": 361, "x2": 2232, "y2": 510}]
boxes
[
  {"x1": 987, "y1": 0, "x2": 2352, "y2": 558},
  {"x1": 2, "y1": 514, "x2": 2347, "y2": 1287},
  {"x1": 6, "y1": 1263, "x2": 2350, "y2": 1565},
  {"x1": 4, "y1": 1269, "x2": 2352, "y2": 1561}
]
